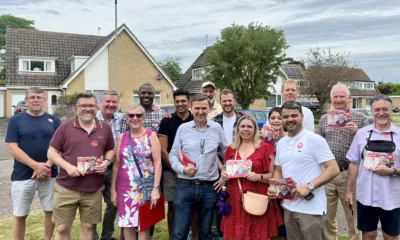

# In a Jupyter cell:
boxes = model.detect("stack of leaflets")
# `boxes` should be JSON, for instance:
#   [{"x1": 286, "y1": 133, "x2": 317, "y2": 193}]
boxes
[
  {"x1": 363, "y1": 151, "x2": 394, "y2": 169},
  {"x1": 268, "y1": 178, "x2": 296, "y2": 200},
  {"x1": 225, "y1": 159, "x2": 252, "y2": 178},
  {"x1": 77, "y1": 156, "x2": 103, "y2": 175},
  {"x1": 260, "y1": 125, "x2": 280, "y2": 143},
  {"x1": 327, "y1": 110, "x2": 351, "y2": 126},
  {"x1": 179, "y1": 150, "x2": 196, "y2": 168}
]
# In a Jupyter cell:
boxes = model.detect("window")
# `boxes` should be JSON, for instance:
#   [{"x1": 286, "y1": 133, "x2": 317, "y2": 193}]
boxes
[
  {"x1": 192, "y1": 68, "x2": 205, "y2": 80},
  {"x1": 86, "y1": 90, "x2": 105, "y2": 105},
  {"x1": 19, "y1": 57, "x2": 56, "y2": 73},
  {"x1": 364, "y1": 83, "x2": 374, "y2": 89},
  {"x1": 355, "y1": 82, "x2": 363, "y2": 89},
  {"x1": 133, "y1": 91, "x2": 161, "y2": 105},
  {"x1": 51, "y1": 95, "x2": 57, "y2": 106},
  {"x1": 267, "y1": 94, "x2": 282, "y2": 107},
  {"x1": 299, "y1": 96, "x2": 308, "y2": 101}
]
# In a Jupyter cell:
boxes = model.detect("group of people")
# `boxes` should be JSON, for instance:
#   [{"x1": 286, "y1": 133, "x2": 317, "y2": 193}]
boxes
[{"x1": 6, "y1": 79, "x2": 399, "y2": 240}]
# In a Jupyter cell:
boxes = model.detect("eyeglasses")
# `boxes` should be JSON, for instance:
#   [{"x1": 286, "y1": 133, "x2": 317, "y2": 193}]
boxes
[
  {"x1": 78, "y1": 104, "x2": 97, "y2": 109},
  {"x1": 200, "y1": 139, "x2": 205, "y2": 154},
  {"x1": 127, "y1": 113, "x2": 143, "y2": 119},
  {"x1": 26, "y1": 96, "x2": 45, "y2": 100}
]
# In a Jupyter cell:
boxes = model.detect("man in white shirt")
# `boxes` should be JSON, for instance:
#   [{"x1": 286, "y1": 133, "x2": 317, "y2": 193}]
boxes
[
  {"x1": 268, "y1": 101, "x2": 339, "y2": 240},
  {"x1": 281, "y1": 80, "x2": 315, "y2": 132},
  {"x1": 201, "y1": 81, "x2": 223, "y2": 120}
]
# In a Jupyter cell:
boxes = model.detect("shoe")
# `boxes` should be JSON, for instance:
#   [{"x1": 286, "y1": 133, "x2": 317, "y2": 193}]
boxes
[{"x1": 187, "y1": 232, "x2": 195, "y2": 240}]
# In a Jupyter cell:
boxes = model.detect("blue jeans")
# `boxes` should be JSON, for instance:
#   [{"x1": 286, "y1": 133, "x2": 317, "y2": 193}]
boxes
[{"x1": 172, "y1": 179, "x2": 218, "y2": 240}]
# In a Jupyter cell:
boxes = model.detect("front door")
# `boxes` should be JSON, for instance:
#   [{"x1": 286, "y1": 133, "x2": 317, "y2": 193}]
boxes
[{"x1": 48, "y1": 91, "x2": 61, "y2": 114}]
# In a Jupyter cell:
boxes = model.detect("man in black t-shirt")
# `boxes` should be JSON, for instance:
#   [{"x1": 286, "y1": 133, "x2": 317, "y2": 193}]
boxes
[{"x1": 158, "y1": 89, "x2": 194, "y2": 240}]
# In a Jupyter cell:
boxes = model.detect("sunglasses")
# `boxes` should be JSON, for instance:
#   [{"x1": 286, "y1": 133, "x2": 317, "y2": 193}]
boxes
[{"x1": 127, "y1": 113, "x2": 143, "y2": 119}]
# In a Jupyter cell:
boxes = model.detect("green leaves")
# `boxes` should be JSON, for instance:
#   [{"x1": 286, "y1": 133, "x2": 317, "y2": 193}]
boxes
[
  {"x1": 158, "y1": 56, "x2": 182, "y2": 84},
  {"x1": 0, "y1": 14, "x2": 36, "y2": 49}
]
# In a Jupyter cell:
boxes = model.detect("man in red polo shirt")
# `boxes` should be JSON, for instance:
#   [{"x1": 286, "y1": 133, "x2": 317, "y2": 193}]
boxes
[{"x1": 48, "y1": 92, "x2": 115, "y2": 240}]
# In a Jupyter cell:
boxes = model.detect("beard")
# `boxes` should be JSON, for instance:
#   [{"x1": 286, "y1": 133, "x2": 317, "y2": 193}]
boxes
[{"x1": 78, "y1": 112, "x2": 95, "y2": 122}]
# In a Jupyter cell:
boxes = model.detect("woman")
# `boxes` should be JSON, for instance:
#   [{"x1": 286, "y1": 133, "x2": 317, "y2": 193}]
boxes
[
  {"x1": 111, "y1": 104, "x2": 161, "y2": 240},
  {"x1": 220, "y1": 115, "x2": 283, "y2": 240},
  {"x1": 260, "y1": 107, "x2": 286, "y2": 146}
]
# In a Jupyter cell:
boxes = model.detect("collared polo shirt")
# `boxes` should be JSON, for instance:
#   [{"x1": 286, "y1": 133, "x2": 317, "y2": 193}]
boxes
[
  {"x1": 50, "y1": 117, "x2": 115, "y2": 193},
  {"x1": 346, "y1": 123, "x2": 400, "y2": 211}
]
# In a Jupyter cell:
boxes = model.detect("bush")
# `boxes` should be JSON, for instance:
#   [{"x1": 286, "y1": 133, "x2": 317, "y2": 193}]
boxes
[{"x1": 52, "y1": 93, "x2": 78, "y2": 121}]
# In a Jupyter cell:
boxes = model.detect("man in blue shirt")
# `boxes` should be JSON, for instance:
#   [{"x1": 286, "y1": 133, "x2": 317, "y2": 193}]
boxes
[{"x1": 6, "y1": 87, "x2": 61, "y2": 240}]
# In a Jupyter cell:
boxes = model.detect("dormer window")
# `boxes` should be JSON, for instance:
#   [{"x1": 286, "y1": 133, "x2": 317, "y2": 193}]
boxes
[
  {"x1": 19, "y1": 56, "x2": 56, "y2": 73},
  {"x1": 192, "y1": 67, "x2": 205, "y2": 80}
]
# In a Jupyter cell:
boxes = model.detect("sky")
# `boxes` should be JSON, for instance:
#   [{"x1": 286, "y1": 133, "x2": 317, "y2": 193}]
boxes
[{"x1": 1, "y1": 0, "x2": 399, "y2": 83}]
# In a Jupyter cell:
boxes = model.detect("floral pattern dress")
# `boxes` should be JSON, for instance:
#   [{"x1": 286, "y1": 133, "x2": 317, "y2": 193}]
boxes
[{"x1": 116, "y1": 129, "x2": 154, "y2": 227}]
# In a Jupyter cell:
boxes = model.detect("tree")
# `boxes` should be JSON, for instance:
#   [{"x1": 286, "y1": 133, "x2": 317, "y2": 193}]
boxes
[
  {"x1": 0, "y1": 14, "x2": 36, "y2": 48},
  {"x1": 300, "y1": 48, "x2": 358, "y2": 110},
  {"x1": 205, "y1": 22, "x2": 288, "y2": 109},
  {"x1": 158, "y1": 57, "x2": 182, "y2": 84},
  {"x1": 376, "y1": 82, "x2": 400, "y2": 95},
  {"x1": 52, "y1": 93, "x2": 78, "y2": 121}
]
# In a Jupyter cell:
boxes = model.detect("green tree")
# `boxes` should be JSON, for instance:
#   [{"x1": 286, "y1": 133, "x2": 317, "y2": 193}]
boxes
[
  {"x1": 52, "y1": 93, "x2": 78, "y2": 121},
  {"x1": 376, "y1": 82, "x2": 400, "y2": 95},
  {"x1": 205, "y1": 22, "x2": 288, "y2": 109},
  {"x1": 158, "y1": 57, "x2": 182, "y2": 84},
  {"x1": 0, "y1": 14, "x2": 36, "y2": 48}
]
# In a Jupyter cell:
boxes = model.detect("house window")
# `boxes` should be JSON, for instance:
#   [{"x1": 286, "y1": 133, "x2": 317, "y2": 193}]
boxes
[
  {"x1": 364, "y1": 83, "x2": 374, "y2": 89},
  {"x1": 299, "y1": 96, "x2": 308, "y2": 101},
  {"x1": 267, "y1": 94, "x2": 282, "y2": 107},
  {"x1": 355, "y1": 82, "x2": 363, "y2": 89},
  {"x1": 51, "y1": 95, "x2": 57, "y2": 106},
  {"x1": 86, "y1": 90, "x2": 105, "y2": 105},
  {"x1": 19, "y1": 57, "x2": 56, "y2": 73},
  {"x1": 133, "y1": 91, "x2": 161, "y2": 105},
  {"x1": 192, "y1": 68, "x2": 205, "y2": 80}
]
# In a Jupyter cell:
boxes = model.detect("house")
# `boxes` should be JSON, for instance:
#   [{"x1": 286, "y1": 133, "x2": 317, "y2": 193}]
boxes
[{"x1": 2, "y1": 24, "x2": 176, "y2": 118}]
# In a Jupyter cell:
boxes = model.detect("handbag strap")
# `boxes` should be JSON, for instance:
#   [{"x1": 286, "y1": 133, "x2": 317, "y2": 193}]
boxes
[
  {"x1": 128, "y1": 132, "x2": 144, "y2": 178},
  {"x1": 237, "y1": 178, "x2": 244, "y2": 196}
]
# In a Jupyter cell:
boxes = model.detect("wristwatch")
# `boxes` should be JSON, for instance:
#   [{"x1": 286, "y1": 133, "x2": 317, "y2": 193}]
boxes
[
  {"x1": 307, "y1": 182, "x2": 315, "y2": 191},
  {"x1": 392, "y1": 168, "x2": 398, "y2": 177}
]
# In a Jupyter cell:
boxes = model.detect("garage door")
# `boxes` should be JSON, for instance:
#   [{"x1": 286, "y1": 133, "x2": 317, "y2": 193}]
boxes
[
  {"x1": 12, "y1": 93, "x2": 25, "y2": 116},
  {"x1": 0, "y1": 92, "x2": 4, "y2": 117}
]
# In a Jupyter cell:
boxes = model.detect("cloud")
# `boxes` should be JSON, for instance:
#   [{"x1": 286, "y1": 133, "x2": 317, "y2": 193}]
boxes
[
  {"x1": 66, "y1": 0, "x2": 84, "y2": 4},
  {"x1": 45, "y1": 10, "x2": 61, "y2": 16},
  {"x1": 82, "y1": 8, "x2": 91, "y2": 12},
  {"x1": 0, "y1": 0, "x2": 46, "y2": 6}
]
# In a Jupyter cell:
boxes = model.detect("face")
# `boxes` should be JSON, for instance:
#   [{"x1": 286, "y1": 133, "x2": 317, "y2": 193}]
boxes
[
  {"x1": 238, "y1": 119, "x2": 255, "y2": 140},
  {"x1": 25, "y1": 92, "x2": 46, "y2": 113},
  {"x1": 339, "y1": 113, "x2": 345, "y2": 120},
  {"x1": 281, "y1": 185, "x2": 288, "y2": 192},
  {"x1": 331, "y1": 87, "x2": 350, "y2": 110},
  {"x1": 77, "y1": 97, "x2": 98, "y2": 122},
  {"x1": 282, "y1": 83, "x2": 298, "y2": 102},
  {"x1": 127, "y1": 108, "x2": 144, "y2": 129},
  {"x1": 100, "y1": 94, "x2": 119, "y2": 115},
  {"x1": 282, "y1": 108, "x2": 303, "y2": 135},
  {"x1": 174, "y1": 95, "x2": 189, "y2": 114},
  {"x1": 221, "y1": 93, "x2": 236, "y2": 113},
  {"x1": 139, "y1": 86, "x2": 154, "y2": 107},
  {"x1": 371, "y1": 99, "x2": 392, "y2": 126},
  {"x1": 269, "y1": 111, "x2": 283, "y2": 130},
  {"x1": 191, "y1": 100, "x2": 210, "y2": 123},
  {"x1": 202, "y1": 86, "x2": 215, "y2": 102},
  {"x1": 380, "y1": 156, "x2": 387, "y2": 165},
  {"x1": 238, "y1": 163, "x2": 244, "y2": 170},
  {"x1": 89, "y1": 160, "x2": 96, "y2": 168}
]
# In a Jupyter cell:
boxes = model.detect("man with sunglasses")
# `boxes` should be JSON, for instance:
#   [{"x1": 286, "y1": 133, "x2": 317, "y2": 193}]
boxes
[{"x1": 268, "y1": 101, "x2": 339, "y2": 240}]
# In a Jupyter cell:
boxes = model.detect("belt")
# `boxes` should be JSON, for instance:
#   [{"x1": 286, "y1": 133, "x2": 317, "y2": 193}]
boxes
[{"x1": 178, "y1": 179, "x2": 216, "y2": 185}]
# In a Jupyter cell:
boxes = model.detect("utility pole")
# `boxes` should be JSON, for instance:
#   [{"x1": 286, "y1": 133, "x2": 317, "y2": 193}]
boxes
[
  {"x1": 98, "y1": 27, "x2": 101, "y2": 36},
  {"x1": 115, "y1": 0, "x2": 119, "y2": 93},
  {"x1": 206, "y1": 34, "x2": 209, "y2": 49}
]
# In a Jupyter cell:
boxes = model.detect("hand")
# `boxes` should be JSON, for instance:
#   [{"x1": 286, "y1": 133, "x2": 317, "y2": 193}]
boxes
[
  {"x1": 345, "y1": 191, "x2": 353, "y2": 209},
  {"x1": 221, "y1": 171, "x2": 229, "y2": 181},
  {"x1": 267, "y1": 186, "x2": 277, "y2": 199},
  {"x1": 153, "y1": 103, "x2": 160, "y2": 110},
  {"x1": 66, "y1": 165, "x2": 84, "y2": 177},
  {"x1": 214, "y1": 179, "x2": 225, "y2": 192},
  {"x1": 292, "y1": 185, "x2": 311, "y2": 199},
  {"x1": 32, "y1": 171, "x2": 48, "y2": 180},
  {"x1": 246, "y1": 172, "x2": 259, "y2": 182},
  {"x1": 111, "y1": 189, "x2": 118, "y2": 207},
  {"x1": 96, "y1": 160, "x2": 109, "y2": 174},
  {"x1": 183, "y1": 166, "x2": 197, "y2": 177},
  {"x1": 370, "y1": 165, "x2": 393, "y2": 176},
  {"x1": 150, "y1": 188, "x2": 160, "y2": 209},
  {"x1": 33, "y1": 162, "x2": 51, "y2": 178},
  {"x1": 164, "y1": 112, "x2": 172, "y2": 119},
  {"x1": 344, "y1": 122, "x2": 358, "y2": 134}
]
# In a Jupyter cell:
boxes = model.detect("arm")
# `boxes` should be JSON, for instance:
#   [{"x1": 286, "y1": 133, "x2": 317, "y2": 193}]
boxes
[
  {"x1": 267, "y1": 165, "x2": 283, "y2": 198},
  {"x1": 259, "y1": 154, "x2": 275, "y2": 183},
  {"x1": 150, "y1": 132, "x2": 162, "y2": 188},
  {"x1": 345, "y1": 162, "x2": 359, "y2": 208},
  {"x1": 8, "y1": 143, "x2": 50, "y2": 177},
  {"x1": 169, "y1": 127, "x2": 186, "y2": 174},
  {"x1": 47, "y1": 146, "x2": 84, "y2": 177},
  {"x1": 305, "y1": 108, "x2": 315, "y2": 132},
  {"x1": 111, "y1": 135, "x2": 122, "y2": 207},
  {"x1": 159, "y1": 136, "x2": 174, "y2": 172}
]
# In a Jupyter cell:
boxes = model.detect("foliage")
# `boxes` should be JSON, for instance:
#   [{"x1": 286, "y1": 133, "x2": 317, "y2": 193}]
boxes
[
  {"x1": 205, "y1": 22, "x2": 289, "y2": 109},
  {"x1": 158, "y1": 57, "x2": 182, "y2": 84},
  {"x1": 300, "y1": 48, "x2": 358, "y2": 110},
  {"x1": 52, "y1": 93, "x2": 78, "y2": 121},
  {"x1": 376, "y1": 82, "x2": 400, "y2": 95},
  {"x1": 0, "y1": 14, "x2": 36, "y2": 48}
]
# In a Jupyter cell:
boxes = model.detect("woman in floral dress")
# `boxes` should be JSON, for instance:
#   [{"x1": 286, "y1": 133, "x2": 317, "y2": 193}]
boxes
[{"x1": 111, "y1": 104, "x2": 161, "y2": 240}]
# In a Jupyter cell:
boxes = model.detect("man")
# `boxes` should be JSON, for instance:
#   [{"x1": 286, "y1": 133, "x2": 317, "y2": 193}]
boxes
[
  {"x1": 335, "y1": 111, "x2": 348, "y2": 125},
  {"x1": 48, "y1": 92, "x2": 115, "y2": 240},
  {"x1": 278, "y1": 184, "x2": 291, "y2": 197},
  {"x1": 86, "y1": 158, "x2": 97, "y2": 172},
  {"x1": 268, "y1": 101, "x2": 339, "y2": 240},
  {"x1": 319, "y1": 83, "x2": 368, "y2": 240},
  {"x1": 158, "y1": 88, "x2": 194, "y2": 239},
  {"x1": 94, "y1": 90, "x2": 123, "y2": 240},
  {"x1": 281, "y1": 80, "x2": 315, "y2": 132},
  {"x1": 6, "y1": 87, "x2": 61, "y2": 240},
  {"x1": 170, "y1": 94, "x2": 228, "y2": 240},
  {"x1": 346, "y1": 95, "x2": 400, "y2": 240},
  {"x1": 121, "y1": 83, "x2": 166, "y2": 133},
  {"x1": 201, "y1": 81, "x2": 222, "y2": 120}
]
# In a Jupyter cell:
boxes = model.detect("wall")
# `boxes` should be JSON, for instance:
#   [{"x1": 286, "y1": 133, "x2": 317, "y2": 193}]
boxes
[
  {"x1": 85, "y1": 48, "x2": 108, "y2": 91},
  {"x1": 66, "y1": 71, "x2": 85, "y2": 94}
]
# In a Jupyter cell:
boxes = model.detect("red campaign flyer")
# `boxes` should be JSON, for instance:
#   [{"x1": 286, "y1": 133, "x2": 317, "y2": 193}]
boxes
[
  {"x1": 179, "y1": 150, "x2": 196, "y2": 168},
  {"x1": 327, "y1": 110, "x2": 351, "y2": 127},
  {"x1": 225, "y1": 159, "x2": 252, "y2": 178},
  {"x1": 363, "y1": 151, "x2": 394, "y2": 169},
  {"x1": 268, "y1": 178, "x2": 297, "y2": 200},
  {"x1": 77, "y1": 156, "x2": 103, "y2": 175}
]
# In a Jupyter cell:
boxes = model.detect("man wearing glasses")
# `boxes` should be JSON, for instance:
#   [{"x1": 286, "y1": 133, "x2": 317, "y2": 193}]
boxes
[
  {"x1": 169, "y1": 94, "x2": 228, "y2": 240},
  {"x1": 48, "y1": 92, "x2": 115, "y2": 239},
  {"x1": 6, "y1": 87, "x2": 61, "y2": 240}
]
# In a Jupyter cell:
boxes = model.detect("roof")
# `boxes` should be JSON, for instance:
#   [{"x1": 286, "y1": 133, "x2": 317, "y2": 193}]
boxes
[
  {"x1": 281, "y1": 63, "x2": 305, "y2": 79},
  {"x1": 350, "y1": 88, "x2": 380, "y2": 96},
  {"x1": 307, "y1": 66, "x2": 373, "y2": 82},
  {"x1": 6, "y1": 28, "x2": 103, "y2": 86}
]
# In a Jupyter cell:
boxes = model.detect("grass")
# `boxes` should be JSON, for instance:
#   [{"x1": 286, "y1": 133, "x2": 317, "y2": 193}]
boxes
[{"x1": 0, "y1": 204, "x2": 169, "y2": 240}]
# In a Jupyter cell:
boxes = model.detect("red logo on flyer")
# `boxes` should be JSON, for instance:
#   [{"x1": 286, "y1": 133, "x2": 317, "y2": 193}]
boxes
[
  {"x1": 387, "y1": 153, "x2": 394, "y2": 160},
  {"x1": 384, "y1": 133, "x2": 391, "y2": 139},
  {"x1": 297, "y1": 143, "x2": 303, "y2": 149},
  {"x1": 345, "y1": 111, "x2": 350, "y2": 117},
  {"x1": 91, "y1": 140, "x2": 98, "y2": 148}
]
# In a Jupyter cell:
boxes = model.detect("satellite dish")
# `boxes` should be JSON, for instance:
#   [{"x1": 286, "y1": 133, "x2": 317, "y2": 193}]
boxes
[{"x1": 157, "y1": 73, "x2": 163, "y2": 80}]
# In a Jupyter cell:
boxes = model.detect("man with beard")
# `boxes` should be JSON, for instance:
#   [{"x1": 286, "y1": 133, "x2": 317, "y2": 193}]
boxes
[
  {"x1": 158, "y1": 88, "x2": 194, "y2": 239},
  {"x1": 319, "y1": 84, "x2": 368, "y2": 240},
  {"x1": 268, "y1": 101, "x2": 339, "y2": 240},
  {"x1": 6, "y1": 87, "x2": 61, "y2": 240},
  {"x1": 281, "y1": 80, "x2": 315, "y2": 132},
  {"x1": 48, "y1": 92, "x2": 115, "y2": 240},
  {"x1": 94, "y1": 90, "x2": 123, "y2": 240},
  {"x1": 346, "y1": 95, "x2": 400, "y2": 240},
  {"x1": 201, "y1": 81, "x2": 223, "y2": 120}
]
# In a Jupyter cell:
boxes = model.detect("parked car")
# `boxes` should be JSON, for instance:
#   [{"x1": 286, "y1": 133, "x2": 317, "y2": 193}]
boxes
[
  {"x1": 13, "y1": 101, "x2": 28, "y2": 115},
  {"x1": 353, "y1": 108, "x2": 374, "y2": 124},
  {"x1": 393, "y1": 106, "x2": 399, "y2": 113},
  {"x1": 160, "y1": 104, "x2": 175, "y2": 113},
  {"x1": 242, "y1": 110, "x2": 269, "y2": 129},
  {"x1": 300, "y1": 101, "x2": 318, "y2": 111}
]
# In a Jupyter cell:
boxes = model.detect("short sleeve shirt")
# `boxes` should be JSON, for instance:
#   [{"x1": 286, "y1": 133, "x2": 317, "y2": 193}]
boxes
[
  {"x1": 50, "y1": 117, "x2": 115, "y2": 193},
  {"x1": 6, "y1": 112, "x2": 61, "y2": 181},
  {"x1": 275, "y1": 128, "x2": 335, "y2": 215}
]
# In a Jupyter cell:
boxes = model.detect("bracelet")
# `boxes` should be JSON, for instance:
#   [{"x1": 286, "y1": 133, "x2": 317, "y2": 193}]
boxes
[
  {"x1": 260, "y1": 174, "x2": 264, "y2": 180},
  {"x1": 104, "y1": 159, "x2": 111, "y2": 166},
  {"x1": 153, "y1": 186, "x2": 160, "y2": 189}
]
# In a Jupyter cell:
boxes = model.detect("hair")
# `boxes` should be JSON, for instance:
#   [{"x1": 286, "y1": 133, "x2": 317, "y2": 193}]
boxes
[
  {"x1": 76, "y1": 92, "x2": 97, "y2": 106},
  {"x1": 173, "y1": 88, "x2": 189, "y2": 100},
  {"x1": 268, "y1": 107, "x2": 282, "y2": 120},
  {"x1": 330, "y1": 83, "x2": 350, "y2": 98},
  {"x1": 281, "y1": 80, "x2": 298, "y2": 93},
  {"x1": 124, "y1": 104, "x2": 146, "y2": 121},
  {"x1": 190, "y1": 93, "x2": 210, "y2": 106},
  {"x1": 138, "y1": 83, "x2": 155, "y2": 94},
  {"x1": 281, "y1": 101, "x2": 303, "y2": 114},
  {"x1": 220, "y1": 88, "x2": 235, "y2": 99},
  {"x1": 370, "y1": 94, "x2": 392, "y2": 107},
  {"x1": 25, "y1": 87, "x2": 45, "y2": 98},
  {"x1": 102, "y1": 90, "x2": 119, "y2": 100},
  {"x1": 231, "y1": 115, "x2": 261, "y2": 150}
]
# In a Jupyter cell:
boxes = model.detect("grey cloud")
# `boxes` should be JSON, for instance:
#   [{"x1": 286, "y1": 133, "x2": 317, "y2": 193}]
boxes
[
  {"x1": 45, "y1": 10, "x2": 61, "y2": 16},
  {"x1": 144, "y1": 21, "x2": 215, "y2": 33},
  {"x1": 351, "y1": 52, "x2": 400, "y2": 82},
  {"x1": 82, "y1": 8, "x2": 91, "y2": 12},
  {"x1": 66, "y1": 0, "x2": 84, "y2": 4},
  {"x1": 0, "y1": 0, "x2": 47, "y2": 6}
]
